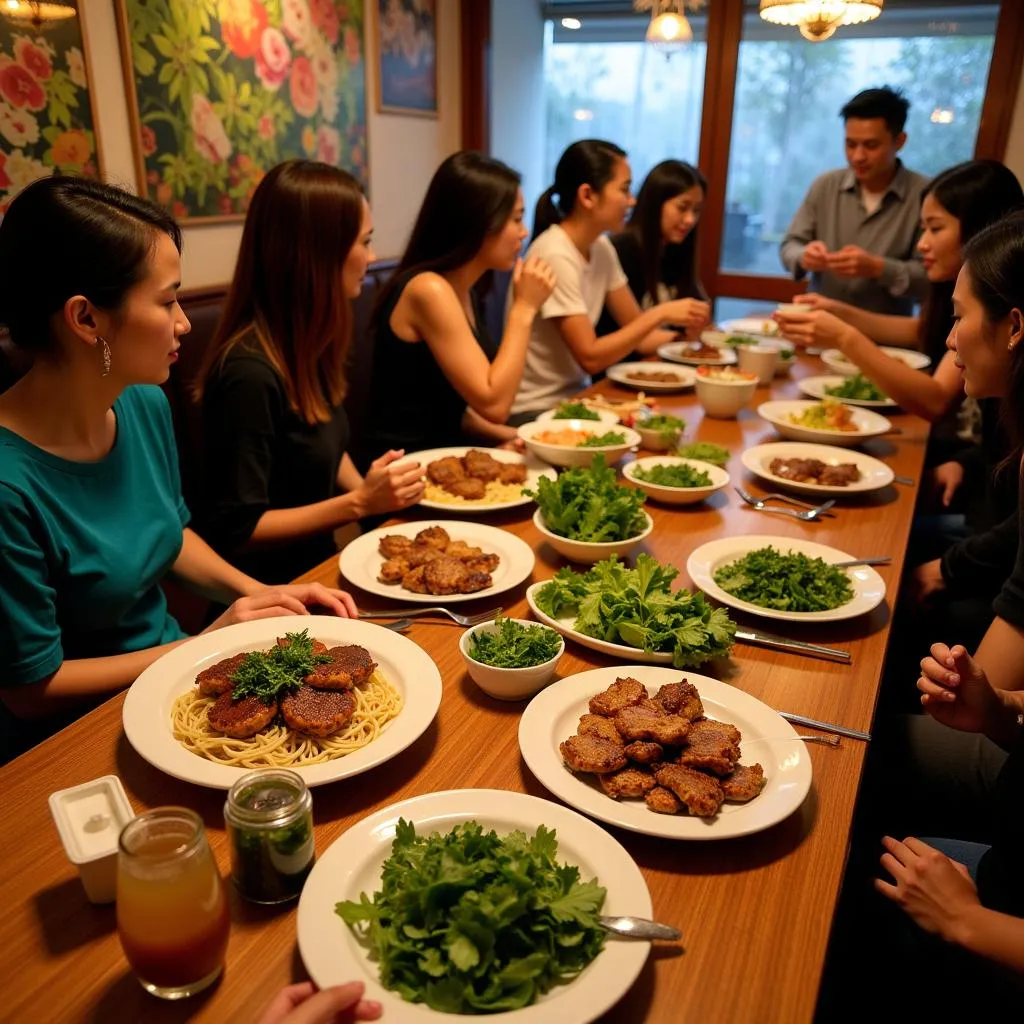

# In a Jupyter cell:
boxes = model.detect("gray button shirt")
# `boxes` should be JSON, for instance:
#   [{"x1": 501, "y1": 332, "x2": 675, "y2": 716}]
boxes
[{"x1": 779, "y1": 162, "x2": 930, "y2": 315}]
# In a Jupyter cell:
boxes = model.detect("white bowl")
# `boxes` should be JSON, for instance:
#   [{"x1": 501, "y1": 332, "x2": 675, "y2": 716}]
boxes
[
  {"x1": 736, "y1": 345, "x2": 779, "y2": 385},
  {"x1": 517, "y1": 419, "x2": 641, "y2": 468},
  {"x1": 635, "y1": 419, "x2": 686, "y2": 451},
  {"x1": 694, "y1": 369, "x2": 759, "y2": 418},
  {"x1": 459, "y1": 619, "x2": 564, "y2": 701},
  {"x1": 757, "y1": 400, "x2": 892, "y2": 447},
  {"x1": 532, "y1": 507, "x2": 654, "y2": 564},
  {"x1": 535, "y1": 406, "x2": 621, "y2": 426},
  {"x1": 623, "y1": 457, "x2": 730, "y2": 505}
]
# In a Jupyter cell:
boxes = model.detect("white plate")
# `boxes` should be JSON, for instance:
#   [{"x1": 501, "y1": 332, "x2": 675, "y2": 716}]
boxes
[
  {"x1": 623, "y1": 456, "x2": 730, "y2": 505},
  {"x1": 821, "y1": 346, "x2": 931, "y2": 376},
  {"x1": 526, "y1": 581, "x2": 672, "y2": 664},
  {"x1": 741, "y1": 442, "x2": 895, "y2": 496},
  {"x1": 535, "y1": 406, "x2": 621, "y2": 426},
  {"x1": 122, "y1": 616, "x2": 442, "y2": 789},
  {"x1": 339, "y1": 520, "x2": 536, "y2": 604},
  {"x1": 519, "y1": 667, "x2": 812, "y2": 840},
  {"x1": 719, "y1": 317, "x2": 781, "y2": 341},
  {"x1": 605, "y1": 361, "x2": 697, "y2": 391},
  {"x1": 656, "y1": 340, "x2": 738, "y2": 367},
  {"x1": 399, "y1": 446, "x2": 557, "y2": 513},
  {"x1": 757, "y1": 399, "x2": 891, "y2": 447},
  {"x1": 686, "y1": 534, "x2": 887, "y2": 623},
  {"x1": 798, "y1": 375, "x2": 897, "y2": 409},
  {"x1": 297, "y1": 789, "x2": 651, "y2": 1022}
]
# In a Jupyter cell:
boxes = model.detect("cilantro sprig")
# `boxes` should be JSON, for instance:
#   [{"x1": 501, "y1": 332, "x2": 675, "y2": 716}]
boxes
[
  {"x1": 552, "y1": 401, "x2": 601, "y2": 420},
  {"x1": 336, "y1": 820, "x2": 606, "y2": 1013},
  {"x1": 229, "y1": 629, "x2": 330, "y2": 704},
  {"x1": 577, "y1": 430, "x2": 627, "y2": 448},
  {"x1": 712, "y1": 546, "x2": 854, "y2": 611},
  {"x1": 825, "y1": 373, "x2": 888, "y2": 402},
  {"x1": 632, "y1": 462, "x2": 712, "y2": 488},
  {"x1": 469, "y1": 615, "x2": 562, "y2": 668}
]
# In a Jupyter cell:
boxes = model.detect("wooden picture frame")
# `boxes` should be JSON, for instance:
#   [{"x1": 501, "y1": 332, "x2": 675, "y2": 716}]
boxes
[{"x1": 374, "y1": 0, "x2": 438, "y2": 117}]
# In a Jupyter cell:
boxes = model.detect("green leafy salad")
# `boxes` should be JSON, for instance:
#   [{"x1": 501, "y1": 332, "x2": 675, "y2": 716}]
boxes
[
  {"x1": 551, "y1": 401, "x2": 601, "y2": 421},
  {"x1": 675, "y1": 441, "x2": 729, "y2": 467},
  {"x1": 469, "y1": 615, "x2": 561, "y2": 668},
  {"x1": 638, "y1": 413, "x2": 685, "y2": 444},
  {"x1": 526, "y1": 455, "x2": 648, "y2": 542},
  {"x1": 712, "y1": 546, "x2": 854, "y2": 612},
  {"x1": 577, "y1": 430, "x2": 627, "y2": 448},
  {"x1": 631, "y1": 462, "x2": 712, "y2": 489},
  {"x1": 229, "y1": 630, "x2": 329, "y2": 703},
  {"x1": 335, "y1": 820, "x2": 606, "y2": 1014},
  {"x1": 724, "y1": 333, "x2": 757, "y2": 347},
  {"x1": 535, "y1": 554, "x2": 736, "y2": 667},
  {"x1": 824, "y1": 373, "x2": 888, "y2": 402}
]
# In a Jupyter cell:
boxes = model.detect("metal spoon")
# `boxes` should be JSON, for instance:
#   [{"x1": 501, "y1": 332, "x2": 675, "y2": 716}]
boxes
[
  {"x1": 383, "y1": 618, "x2": 413, "y2": 632},
  {"x1": 598, "y1": 915, "x2": 682, "y2": 941}
]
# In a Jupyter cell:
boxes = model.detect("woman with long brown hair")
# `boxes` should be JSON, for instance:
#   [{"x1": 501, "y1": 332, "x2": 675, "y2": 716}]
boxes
[{"x1": 194, "y1": 160, "x2": 423, "y2": 584}]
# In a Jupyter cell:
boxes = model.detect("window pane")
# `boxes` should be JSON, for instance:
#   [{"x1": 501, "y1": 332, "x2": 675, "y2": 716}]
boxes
[
  {"x1": 543, "y1": 17, "x2": 706, "y2": 193},
  {"x1": 720, "y1": 2, "x2": 1000, "y2": 274},
  {"x1": 714, "y1": 297, "x2": 778, "y2": 325}
]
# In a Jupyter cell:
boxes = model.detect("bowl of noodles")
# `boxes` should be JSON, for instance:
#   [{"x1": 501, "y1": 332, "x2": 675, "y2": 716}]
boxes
[{"x1": 122, "y1": 616, "x2": 443, "y2": 789}]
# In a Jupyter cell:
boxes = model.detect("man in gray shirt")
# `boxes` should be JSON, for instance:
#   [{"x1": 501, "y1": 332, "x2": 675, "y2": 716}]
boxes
[{"x1": 780, "y1": 87, "x2": 929, "y2": 315}]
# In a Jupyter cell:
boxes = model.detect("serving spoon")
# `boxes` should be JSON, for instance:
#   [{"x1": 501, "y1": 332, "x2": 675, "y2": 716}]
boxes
[{"x1": 599, "y1": 915, "x2": 682, "y2": 941}]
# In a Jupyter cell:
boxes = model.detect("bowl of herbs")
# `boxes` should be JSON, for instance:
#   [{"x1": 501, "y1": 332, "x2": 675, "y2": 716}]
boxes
[
  {"x1": 623, "y1": 456, "x2": 730, "y2": 505},
  {"x1": 634, "y1": 413, "x2": 686, "y2": 451},
  {"x1": 459, "y1": 615, "x2": 565, "y2": 700}
]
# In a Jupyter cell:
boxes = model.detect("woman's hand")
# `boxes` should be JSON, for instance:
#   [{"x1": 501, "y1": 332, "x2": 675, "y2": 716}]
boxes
[
  {"x1": 358, "y1": 450, "x2": 425, "y2": 516},
  {"x1": 204, "y1": 583, "x2": 358, "y2": 631},
  {"x1": 511, "y1": 256, "x2": 557, "y2": 313},
  {"x1": 497, "y1": 437, "x2": 526, "y2": 452},
  {"x1": 875, "y1": 836, "x2": 980, "y2": 943},
  {"x1": 662, "y1": 297, "x2": 711, "y2": 332},
  {"x1": 257, "y1": 981, "x2": 382, "y2": 1024},
  {"x1": 930, "y1": 461, "x2": 965, "y2": 509},
  {"x1": 907, "y1": 559, "x2": 946, "y2": 613},
  {"x1": 773, "y1": 309, "x2": 854, "y2": 351},
  {"x1": 917, "y1": 643, "x2": 1000, "y2": 733},
  {"x1": 792, "y1": 292, "x2": 838, "y2": 313}
]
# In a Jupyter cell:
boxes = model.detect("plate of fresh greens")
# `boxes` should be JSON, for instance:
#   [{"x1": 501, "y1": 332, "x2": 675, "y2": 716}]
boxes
[
  {"x1": 798, "y1": 374, "x2": 897, "y2": 409},
  {"x1": 297, "y1": 788, "x2": 651, "y2": 1021},
  {"x1": 623, "y1": 456, "x2": 730, "y2": 505},
  {"x1": 536, "y1": 401, "x2": 621, "y2": 426},
  {"x1": 525, "y1": 554, "x2": 736, "y2": 667},
  {"x1": 687, "y1": 535, "x2": 887, "y2": 623},
  {"x1": 675, "y1": 441, "x2": 731, "y2": 467}
]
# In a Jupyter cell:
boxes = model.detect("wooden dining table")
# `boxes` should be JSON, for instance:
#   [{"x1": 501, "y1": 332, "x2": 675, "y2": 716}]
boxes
[{"x1": 0, "y1": 352, "x2": 932, "y2": 1023}]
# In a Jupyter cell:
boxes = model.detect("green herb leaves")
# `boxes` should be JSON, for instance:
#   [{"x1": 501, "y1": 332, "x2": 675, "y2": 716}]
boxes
[
  {"x1": 468, "y1": 615, "x2": 562, "y2": 668},
  {"x1": 674, "y1": 442, "x2": 729, "y2": 467},
  {"x1": 535, "y1": 554, "x2": 736, "y2": 668},
  {"x1": 526, "y1": 455, "x2": 648, "y2": 542},
  {"x1": 552, "y1": 401, "x2": 601, "y2": 420},
  {"x1": 577, "y1": 431, "x2": 627, "y2": 448},
  {"x1": 641, "y1": 414, "x2": 686, "y2": 444},
  {"x1": 335, "y1": 820, "x2": 606, "y2": 1014},
  {"x1": 712, "y1": 546, "x2": 854, "y2": 611},
  {"x1": 229, "y1": 630, "x2": 330, "y2": 704},
  {"x1": 824, "y1": 374, "x2": 888, "y2": 402},
  {"x1": 632, "y1": 462, "x2": 712, "y2": 488}
]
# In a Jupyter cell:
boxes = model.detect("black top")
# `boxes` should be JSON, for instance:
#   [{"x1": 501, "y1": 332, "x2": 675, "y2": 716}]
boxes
[
  {"x1": 357, "y1": 274, "x2": 492, "y2": 469},
  {"x1": 197, "y1": 337, "x2": 350, "y2": 585}
]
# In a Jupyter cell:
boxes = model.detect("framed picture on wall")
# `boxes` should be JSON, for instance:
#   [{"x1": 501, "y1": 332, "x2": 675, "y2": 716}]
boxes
[
  {"x1": 114, "y1": 0, "x2": 369, "y2": 223},
  {"x1": 374, "y1": 0, "x2": 437, "y2": 117},
  {"x1": 0, "y1": 6, "x2": 105, "y2": 217}
]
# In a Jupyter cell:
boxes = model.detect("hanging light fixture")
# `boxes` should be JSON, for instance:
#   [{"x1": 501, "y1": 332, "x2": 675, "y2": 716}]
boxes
[
  {"x1": 634, "y1": 1, "x2": 706, "y2": 57},
  {"x1": 759, "y1": 1, "x2": 883, "y2": 43},
  {"x1": 1, "y1": 0, "x2": 77, "y2": 32}
]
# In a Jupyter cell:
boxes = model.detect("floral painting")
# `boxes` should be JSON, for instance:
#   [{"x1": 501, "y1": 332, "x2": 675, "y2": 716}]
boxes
[
  {"x1": 0, "y1": 16, "x2": 101, "y2": 217},
  {"x1": 117, "y1": 0, "x2": 367, "y2": 222},
  {"x1": 375, "y1": 0, "x2": 436, "y2": 116}
]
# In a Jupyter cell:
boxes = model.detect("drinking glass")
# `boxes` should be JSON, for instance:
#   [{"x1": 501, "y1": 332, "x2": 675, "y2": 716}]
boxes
[{"x1": 116, "y1": 807, "x2": 230, "y2": 999}]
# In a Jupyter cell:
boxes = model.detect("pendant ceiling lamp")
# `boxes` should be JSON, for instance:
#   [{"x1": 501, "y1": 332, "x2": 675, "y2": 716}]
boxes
[
  {"x1": 759, "y1": 1, "x2": 883, "y2": 43},
  {"x1": 634, "y1": 0, "x2": 707, "y2": 56},
  {"x1": 1, "y1": 0, "x2": 77, "y2": 32}
]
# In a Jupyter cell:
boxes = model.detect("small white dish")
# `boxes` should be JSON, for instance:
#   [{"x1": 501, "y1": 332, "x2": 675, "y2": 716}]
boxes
[
  {"x1": 634, "y1": 417, "x2": 686, "y2": 451},
  {"x1": 757, "y1": 400, "x2": 891, "y2": 447},
  {"x1": 517, "y1": 420, "x2": 641, "y2": 468},
  {"x1": 459, "y1": 619, "x2": 564, "y2": 701},
  {"x1": 741, "y1": 441, "x2": 895, "y2": 496},
  {"x1": 535, "y1": 406, "x2": 621, "y2": 426},
  {"x1": 657, "y1": 340, "x2": 738, "y2": 367},
  {"x1": 605, "y1": 361, "x2": 696, "y2": 392},
  {"x1": 695, "y1": 367, "x2": 759, "y2": 418},
  {"x1": 798, "y1": 374, "x2": 897, "y2": 409},
  {"x1": 48, "y1": 775, "x2": 134, "y2": 903},
  {"x1": 623, "y1": 457, "x2": 730, "y2": 505},
  {"x1": 821, "y1": 346, "x2": 931, "y2": 376},
  {"x1": 533, "y1": 507, "x2": 654, "y2": 564}
]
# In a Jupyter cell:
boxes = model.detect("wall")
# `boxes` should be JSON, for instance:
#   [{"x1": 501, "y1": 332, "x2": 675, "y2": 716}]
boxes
[
  {"x1": 82, "y1": 0, "x2": 462, "y2": 289},
  {"x1": 489, "y1": 0, "x2": 546, "y2": 225},
  {"x1": 1005, "y1": 66, "x2": 1024, "y2": 184}
]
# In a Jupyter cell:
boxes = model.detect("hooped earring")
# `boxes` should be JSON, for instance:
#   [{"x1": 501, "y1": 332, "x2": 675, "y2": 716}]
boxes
[{"x1": 99, "y1": 337, "x2": 111, "y2": 377}]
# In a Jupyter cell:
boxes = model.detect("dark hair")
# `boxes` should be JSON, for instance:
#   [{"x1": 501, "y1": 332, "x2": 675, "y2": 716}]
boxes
[
  {"x1": 194, "y1": 160, "x2": 365, "y2": 424},
  {"x1": 917, "y1": 160, "x2": 1024, "y2": 363},
  {"x1": 962, "y1": 212, "x2": 1024, "y2": 444},
  {"x1": 625, "y1": 159, "x2": 707, "y2": 303},
  {"x1": 0, "y1": 175, "x2": 182, "y2": 355},
  {"x1": 840, "y1": 87, "x2": 909, "y2": 136},
  {"x1": 533, "y1": 139, "x2": 627, "y2": 241},
  {"x1": 373, "y1": 151, "x2": 521, "y2": 324}
]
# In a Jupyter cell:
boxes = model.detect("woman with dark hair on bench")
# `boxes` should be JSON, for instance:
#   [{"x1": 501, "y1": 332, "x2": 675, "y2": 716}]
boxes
[
  {"x1": 356, "y1": 150, "x2": 557, "y2": 464},
  {"x1": 193, "y1": 160, "x2": 425, "y2": 585},
  {"x1": 0, "y1": 176, "x2": 355, "y2": 762}
]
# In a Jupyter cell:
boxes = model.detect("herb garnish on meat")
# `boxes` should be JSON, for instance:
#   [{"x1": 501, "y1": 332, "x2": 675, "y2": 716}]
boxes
[{"x1": 229, "y1": 630, "x2": 330, "y2": 703}]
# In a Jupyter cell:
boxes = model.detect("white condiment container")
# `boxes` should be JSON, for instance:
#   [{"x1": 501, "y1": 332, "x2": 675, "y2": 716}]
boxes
[{"x1": 48, "y1": 775, "x2": 134, "y2": 904}]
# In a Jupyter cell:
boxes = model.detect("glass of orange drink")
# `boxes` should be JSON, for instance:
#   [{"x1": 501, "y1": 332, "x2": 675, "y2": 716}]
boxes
[{"x1": 116, "y1": 807, "x2": 230, "y2": 999}]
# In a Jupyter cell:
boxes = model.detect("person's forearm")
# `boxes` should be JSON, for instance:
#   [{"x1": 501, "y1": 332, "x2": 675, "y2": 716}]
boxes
[
  {"x1": 247, "y1": 493, "x2": 364, "y2": 547},
  {"x1": 461, "y1": 407, "x2": 518, "y2": 443},
  {"x1": 571, "y1": 306, "x2": 672, "y2": 375},
  {"x1": 636, "y1": 326, "x2": 684, "y2": 356},
  {"x1": 834, "y1": 307, "x2": 919, "y2": 347},
  {"x1": 779, "y1": 237, "x2": 806, "y2": 277},
  {"x1": 952, "y1": 903, "x2": 1024, "y2": 974},
  {"x1": 337, "y1": 453, "x2": 363, "y2": 492},
  {"x1": 470, "y1": 301, "x2": 537, "y2": 422},
  {"x1": 172, "y1": 528, "x2": 263, "y2": 601},
  {"x1": 0, "y1": 642, "x2": 188, "y2": 719}
]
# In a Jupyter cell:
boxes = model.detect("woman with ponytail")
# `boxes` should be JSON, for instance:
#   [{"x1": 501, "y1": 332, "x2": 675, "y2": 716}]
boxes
[{"x1": 510, "y1": 140, "x2": 711, "y2": 418}]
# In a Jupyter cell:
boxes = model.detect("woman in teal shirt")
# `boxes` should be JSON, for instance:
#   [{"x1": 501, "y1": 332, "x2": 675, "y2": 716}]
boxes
[{"x1": 0, "y1": 177, "x2": 356, "y2": 759}]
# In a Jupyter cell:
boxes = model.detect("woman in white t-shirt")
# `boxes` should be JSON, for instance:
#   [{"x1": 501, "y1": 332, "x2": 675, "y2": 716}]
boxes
[{"x1": 510, "y1": 140, "x2": 711, "y2": 418}]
